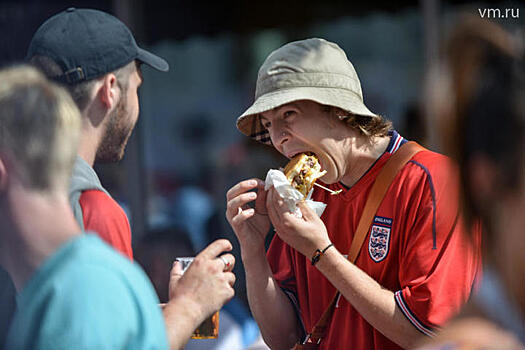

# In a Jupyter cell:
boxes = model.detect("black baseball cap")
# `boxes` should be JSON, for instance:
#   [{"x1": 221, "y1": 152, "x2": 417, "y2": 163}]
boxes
[{"x1": 26, "y1": 8, "x2": 169, "y2": 84}]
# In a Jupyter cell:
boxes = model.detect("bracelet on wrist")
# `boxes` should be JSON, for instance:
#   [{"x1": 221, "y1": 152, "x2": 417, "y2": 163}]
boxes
[{"x1": 311, "y1": 243, "x2": 334, "y2": 266}]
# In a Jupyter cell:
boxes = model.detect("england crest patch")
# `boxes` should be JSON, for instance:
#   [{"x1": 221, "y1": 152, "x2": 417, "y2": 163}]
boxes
[{"x1": 369, "y1": 216, "x2": 393, "y2": 262}]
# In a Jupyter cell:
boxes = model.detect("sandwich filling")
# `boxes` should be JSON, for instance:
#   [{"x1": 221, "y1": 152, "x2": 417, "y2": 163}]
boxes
[{"x1": 284, "y1": 153, "x2": 327, "y2": 197}]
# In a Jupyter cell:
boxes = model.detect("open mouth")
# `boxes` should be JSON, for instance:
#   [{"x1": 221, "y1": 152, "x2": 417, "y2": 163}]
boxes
[
  {"x1": 289, "y1": 151, "x2": 315, "y2": 159},
  {"x1": 287, "y1": 152, "x2": 326, "y2": 175}
]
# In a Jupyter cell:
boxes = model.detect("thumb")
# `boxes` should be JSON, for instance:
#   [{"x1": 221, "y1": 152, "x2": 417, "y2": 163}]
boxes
[
  {"x1": 255, "y1": 180, "x2": 268, "y2": 206},
  {"x1": 171, "y1": 260, "x2": 184, "y2": 279},
  {"x1": 297, "y1": 200, "x2": 316, "y2": 221},
  {"x1": 168, "y1": 260, "x2": 185, "y2": 300}
]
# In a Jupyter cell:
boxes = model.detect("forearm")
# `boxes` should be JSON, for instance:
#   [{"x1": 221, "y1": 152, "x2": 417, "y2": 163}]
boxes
[
  {"x1": 242, "y1": 245, "x2": 301, "y2": 350},
  {"x1": 316, "y1": 248, "x2": 424, "y2": 348},
  {"x1": 162, "y1": 297, "x2": 204, "y2": 350}
]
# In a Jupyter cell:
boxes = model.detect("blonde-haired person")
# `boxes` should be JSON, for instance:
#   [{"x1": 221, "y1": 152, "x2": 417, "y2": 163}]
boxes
[
  {"x1": 0, "y1": 66, "x2": 80, "y2": 191},
  {"x1": 0, "y1": 66, "x2": 236, "y2": 350},
  {"x1": 0, "y1": 65, "x2": 167, "y2": 349},
  {"x1": 415, "y1": 18, "x2": 525, "y2": 350},
  {"x1": 226, "y1": 38, "x2": 481, "y2": 349}
]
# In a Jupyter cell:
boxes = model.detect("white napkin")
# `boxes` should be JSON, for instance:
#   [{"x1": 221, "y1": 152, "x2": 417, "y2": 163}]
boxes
[{"x1": 264, "y1": 169, "x2": 327, "y2": 218}]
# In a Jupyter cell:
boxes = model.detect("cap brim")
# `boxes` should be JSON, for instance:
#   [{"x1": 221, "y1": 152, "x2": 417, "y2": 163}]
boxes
[
  {"x1": 236, "y1": 87, "x2": 377, "y2": 143},
  {"x1": 137, "y1": 47, "x2": 169, "y2": 72}
]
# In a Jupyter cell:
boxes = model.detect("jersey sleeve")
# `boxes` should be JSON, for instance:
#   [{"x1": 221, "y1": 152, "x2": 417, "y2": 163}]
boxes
[
  {"x1": 79, "y1": 190, "x2": 133, "y2": 260},
  {"x1": 395, "y1": 158, "x2": 481, "y2": 337}
]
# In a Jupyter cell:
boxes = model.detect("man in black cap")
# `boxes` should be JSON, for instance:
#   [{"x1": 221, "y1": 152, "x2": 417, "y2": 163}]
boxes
[
  {"x1": 27, "y1": 7, "x2": 168, "y2": 260},
  {"x1": 23, "y1": 8, "x2": 237, "y2": 349}
]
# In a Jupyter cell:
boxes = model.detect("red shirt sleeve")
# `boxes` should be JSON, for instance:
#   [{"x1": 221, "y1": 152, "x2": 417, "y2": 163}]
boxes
[
  {"x1": 79, "y1": 190, "x2": 133, "y2": 260},
  {"x1": 395, "y1": 157, "x2": 481, "y2": 335}
]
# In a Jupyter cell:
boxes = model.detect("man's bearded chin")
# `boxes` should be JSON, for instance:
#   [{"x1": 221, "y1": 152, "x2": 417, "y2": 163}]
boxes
[
  {"x1": 95, "y1": 128, "x2": 131, "y2": 163},
  {"x1": 95, "y1": 102, "x2": 132, "y2": 163}
]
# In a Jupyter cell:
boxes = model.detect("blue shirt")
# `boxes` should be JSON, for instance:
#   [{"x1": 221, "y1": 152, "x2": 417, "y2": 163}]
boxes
[{"x1": 6, "y1": 234, "x2": 168, "y2": 350}]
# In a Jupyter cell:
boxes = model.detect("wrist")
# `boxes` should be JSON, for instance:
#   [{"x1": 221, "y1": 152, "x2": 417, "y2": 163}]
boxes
[
  {"x1": 240, "y1": 243, "x2": 266, "y2": 264},
  {"x1": 310, "y1": 242, "x2": 335, "y2": 266},
  {"x1": 314, "y1": 244, "x2": 340, "y2": 271},
  {"x1": 166, "y1": 293, "x2": 206, "y2": 326}
]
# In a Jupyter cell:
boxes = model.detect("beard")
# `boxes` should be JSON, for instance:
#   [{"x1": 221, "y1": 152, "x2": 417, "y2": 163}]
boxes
[{"x1": 95, "y1": 93, "x2": 135, "y2": 163}]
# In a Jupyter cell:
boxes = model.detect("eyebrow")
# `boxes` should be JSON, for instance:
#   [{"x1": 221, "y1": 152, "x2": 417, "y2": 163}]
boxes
[
  {"x1": 260, "y1": 103, "x2": 300, "y2": 121},
  {"x1": 275, "y1": 102, "x2": 301, "y2": 114}
]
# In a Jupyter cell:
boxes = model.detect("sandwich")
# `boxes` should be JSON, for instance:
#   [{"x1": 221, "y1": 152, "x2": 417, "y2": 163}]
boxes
[{"x1": 283, "y1": 153, "x2": 327, "y2": 197}]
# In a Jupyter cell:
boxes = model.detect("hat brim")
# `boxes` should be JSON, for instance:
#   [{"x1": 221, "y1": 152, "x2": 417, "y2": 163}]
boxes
[
  {"x1": 137, "y1": 47, "x2": 169, "y2": 72},
  {"x1": 236, "y1": 87, "x2": 377, "y2": 143}
]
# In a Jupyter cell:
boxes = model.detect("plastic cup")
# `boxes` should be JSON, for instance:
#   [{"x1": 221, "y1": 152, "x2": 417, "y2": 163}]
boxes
[{"x1": 176, "y1": 257, "x2": 220, "y2": 339}]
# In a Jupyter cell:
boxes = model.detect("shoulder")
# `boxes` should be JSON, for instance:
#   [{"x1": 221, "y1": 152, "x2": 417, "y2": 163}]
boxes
[
  {"x1": 29, "y1": 236, "x2": 166, "y2": 348},
  {"x1": 79, "y1": 191, "x2": 132, "y2": 258},
  {"x1": 44, "y1": 236, "x2": 153, "y2": 302},
  {"x1": 407, "y1": 149, "x2": 457, "y2": 177},
  {"x1": 397, "y1": 149, "x2": 459, "y2": 192},
  {"x1": 67, "y1": 236, "x2": 142, "y2": 282},
  {"x1": 79, "y1": 190, "x2": 129, "y2": 224},
  {"x1": 79, "y1": 190, "x2": 120, "y2": 210}
]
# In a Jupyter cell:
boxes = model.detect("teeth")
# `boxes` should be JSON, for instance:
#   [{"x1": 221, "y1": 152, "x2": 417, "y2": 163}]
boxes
[{"x1": 291, "y1": 151, "x2": 315, "y2": 158}]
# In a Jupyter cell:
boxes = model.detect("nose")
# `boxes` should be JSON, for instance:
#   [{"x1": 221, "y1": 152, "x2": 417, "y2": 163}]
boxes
[{"x1": 269, "y1": 125, "x2": 289, "y2": 149}]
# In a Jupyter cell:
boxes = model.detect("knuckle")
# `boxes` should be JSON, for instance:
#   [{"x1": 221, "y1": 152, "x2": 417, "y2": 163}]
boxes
[
  {"x1": 192, "y1": 256, "x2": 204, "y2": 267},
  {"x1": 211, "y1": 264, "x2": 221, "y2": 274},
  {"x1": 283, "y1": 221, "x2": 293, "y2": 229},
  {"x1": 226, "y1": 184, "x2": 240, "y2": 199},
  {"x1": 218, "y1": 238, "x2": 232, "y2": 250}
]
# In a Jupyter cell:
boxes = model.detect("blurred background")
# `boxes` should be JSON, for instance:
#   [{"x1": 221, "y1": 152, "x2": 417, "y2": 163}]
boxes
[{"x1": 0, "y1": 0, "x2": 523, "y2": 314}]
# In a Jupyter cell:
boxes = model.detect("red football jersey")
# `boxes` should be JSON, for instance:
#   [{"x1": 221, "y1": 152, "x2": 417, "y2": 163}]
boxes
[
  {"x1": 267, "y1": 133, "x2": 481, "y2": 349},
  {"x1": 79, "y1": 190, "x2": 134, "y2": 260}
]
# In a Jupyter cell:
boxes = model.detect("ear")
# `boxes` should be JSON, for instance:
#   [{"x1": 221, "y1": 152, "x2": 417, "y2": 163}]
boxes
[
  {"x1": 467, "y1": 154, "x2": 498, "y2": 203},
  {"x1": 98, "y1": 73, "x2": 120, "y2": 110},
  {"x1": 325, "y1": 106, "x2": 345, "y2": 127}
]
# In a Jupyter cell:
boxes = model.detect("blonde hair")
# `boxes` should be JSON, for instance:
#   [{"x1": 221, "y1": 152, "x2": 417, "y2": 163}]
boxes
[{"x1": 0, "y1": 65, "x2": 81, "y2": 191}]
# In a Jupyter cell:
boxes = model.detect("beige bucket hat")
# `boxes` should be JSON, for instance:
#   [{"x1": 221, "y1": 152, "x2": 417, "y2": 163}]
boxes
[{"x1": 236, "y1": 38, "x2": 377, "y2": 145}]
